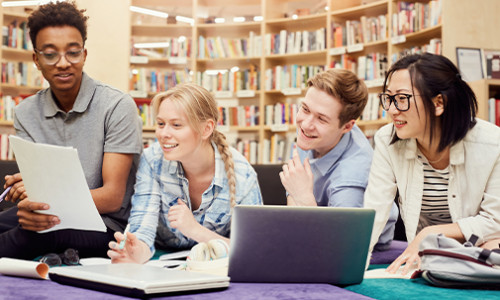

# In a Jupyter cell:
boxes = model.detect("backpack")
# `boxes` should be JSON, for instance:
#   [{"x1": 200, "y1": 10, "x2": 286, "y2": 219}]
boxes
[{"x1": 416, "y1": 233, "x2": 500, "y2": 288}]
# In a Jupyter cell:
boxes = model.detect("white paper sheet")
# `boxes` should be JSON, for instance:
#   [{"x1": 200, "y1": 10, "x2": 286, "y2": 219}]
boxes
[
  {"x1": 8, "y1": 135, "x2": 106, "y2": 233},
  {"x1": 364, "y1": 265, "x2": 418, "y2": 279},
  {"x1": 0, "y1": 258, "x2": 49, "y2": 279}
]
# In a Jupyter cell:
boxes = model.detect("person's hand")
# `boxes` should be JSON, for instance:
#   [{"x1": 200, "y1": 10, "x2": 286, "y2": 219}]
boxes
[
  {"x1": 108, "y1": 231, "x2": 145, "y2": 264},
  {"x1": 168, "y1": 199, "x2": 200, "y2": 238},
  {"x1": 386, "y1": 235, "x2": 422, "y2": 275},
  {"x1": 4, "y1": 173, "x2": 27, "y2": 202},
  {"x1": 279, "y1": 149, "x2": 315, "y2": 206},
  {"x1": 16, "y1": 199, "x2": 60, "y2": 231},
  {"x1": 481, "y1": 238, "x2": 500, "y2": 250}
]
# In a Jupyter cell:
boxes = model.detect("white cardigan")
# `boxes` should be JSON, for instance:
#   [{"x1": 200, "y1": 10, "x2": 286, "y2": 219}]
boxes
[{"x1": 365, "y1": 119, "x2": 500, "y2": 251}]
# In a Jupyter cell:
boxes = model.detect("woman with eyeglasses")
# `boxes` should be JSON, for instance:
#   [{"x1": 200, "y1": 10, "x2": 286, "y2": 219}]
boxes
[
  {"x1": 364, "y1": 53, "x2": 500, "y2": 274},
  {"x1": 107, "y1": 83, "x2": 263, "y2": 264}
]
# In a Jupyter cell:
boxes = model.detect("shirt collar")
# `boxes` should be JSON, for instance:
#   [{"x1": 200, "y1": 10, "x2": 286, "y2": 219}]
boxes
[
  {"x1": 403, "y1": 137, "x2": 464, "y2": 165},
  {"x1": 166, "y1": 142, "x2": 226, "y2": 188},
  {"x1": 43, "y1": 72, "x2": 96, "y2": 117},
  {"x1": 303, "y1": 131, "x2": 351, "y2": 176}
]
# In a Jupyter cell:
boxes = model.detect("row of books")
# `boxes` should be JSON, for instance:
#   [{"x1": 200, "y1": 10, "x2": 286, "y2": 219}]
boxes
[
  {"x1": 0, "y1": 134, "x2": 14, "y2": 160},
  {"x1": 264, "y1": 103, "x2": 298, "y2": 126},
  {"x1": 218, "y1": 105, "x2": 259, "y2": 127},
  {"x1": 137, "y1": 103, "x2": 155, "y2": 127},
  {"x1": 488, "y1": 98, "x2": 500, "y2": 126},
  {"x1": 331, "y1": 52, "x2": 388, "y2": 82},
  {"x1": 392, "y1": 0, "x2": 442, "y2": 37},
  {"x1": 129, "y1": 68, "x2": 190, "y2": 95},
  {"x1": 264, "y1": 28, "x2": 326, "y2": 56},
  {"x1": 1, "y1": 61, "x2": 44, "y2": 87},
  {"x1": 131, "y1": 37, "x2": 192, "y2": 59},
  {"x1": 1, "y1": 20, "x2": 32, "y2": 50},
  {"x1": 264, "y1": 64, "x2": 326, "y2": 91},
  {"x1": 196, "y1": 65, "x2": 260, "y2": 93},
  {"x1": 234, "y1": 139, "x2": 259, "y2": 165},
  {"x1": 331, "y1": 14, "x2": 387, "y2": 48},
  {"x1": 234, "y1": 134, "x2": 296, "y2": 165},
  {"x1": 262, "y1": 134, "x2": 296, "y2": 164},
  {"x1": 0, "y1": 95, "x2": 23, "y2": 121},
  {"x1": 360, "y1": 93, "x2": 385, "y2": 122},
  {"x1": 198, "y1": 32, "x2": 262, "y2": 59},
  {"x1": 390, "y1": 38, "x2": 442, "y2": 62}
]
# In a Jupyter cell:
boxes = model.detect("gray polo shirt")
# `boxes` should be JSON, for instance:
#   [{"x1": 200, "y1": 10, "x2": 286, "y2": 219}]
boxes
[{"x1": 14, "y1": 72, "x2": 143, "y2": 232}]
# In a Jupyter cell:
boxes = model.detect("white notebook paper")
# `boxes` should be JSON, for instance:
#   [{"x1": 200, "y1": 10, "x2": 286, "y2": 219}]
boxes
[{"x1": 8, "y1": 135, "x2": 106, "y2": 233}]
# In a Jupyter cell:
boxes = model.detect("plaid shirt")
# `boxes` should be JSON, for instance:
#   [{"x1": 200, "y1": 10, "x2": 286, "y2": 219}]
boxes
[{"x1": 129, "y1": 141, "x2": 263, "y2": 254}]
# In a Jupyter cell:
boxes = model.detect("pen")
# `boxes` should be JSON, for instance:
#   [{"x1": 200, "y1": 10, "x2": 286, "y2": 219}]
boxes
[
  {"x1": 119, "y1": 224, "x2": 130, "y2": 250},
  {"x1": 0, "y1": 186, "x2": 12, "y2": 203}
]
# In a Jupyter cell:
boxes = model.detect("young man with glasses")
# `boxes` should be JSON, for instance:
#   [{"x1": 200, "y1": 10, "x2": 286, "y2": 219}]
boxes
[
  {"x1": 279, "y1": 69, "x2": 398, "y2": 250},
  {"x1": 0, "y1": 1, "x2": 142, "y2": 259}
]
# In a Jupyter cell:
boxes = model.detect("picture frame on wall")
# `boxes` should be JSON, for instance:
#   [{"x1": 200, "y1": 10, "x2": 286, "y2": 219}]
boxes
[
  {"x1": 482, "y1": 49, "x2": 500, "y2": 79},
  {"x1": 456, "y1": 47, "x2": 484, "y2": 82}
]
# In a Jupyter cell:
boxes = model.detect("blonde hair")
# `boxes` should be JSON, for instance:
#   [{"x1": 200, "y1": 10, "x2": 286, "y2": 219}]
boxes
[{"x1": 152, "y1": 83, "x2": 237, "y2": 207}]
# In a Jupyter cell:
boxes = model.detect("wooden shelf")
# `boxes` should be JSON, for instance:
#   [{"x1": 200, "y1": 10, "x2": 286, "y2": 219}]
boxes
[
  {"x1": 331, "y1": 0, "x2": 388, "y2": 18},
  {"x1": 131, "y1": 24, "x2": 192, "y2": 37},
  {"x1": 123, "y1": 0, "x2": 499, "y2": 163}
]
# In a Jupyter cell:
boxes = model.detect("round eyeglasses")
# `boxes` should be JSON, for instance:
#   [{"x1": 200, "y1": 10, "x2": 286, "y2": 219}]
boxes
[
  {"x1": 35, "y1": 48, "x2": 85, "y2": 66},
  {"x1": 378, "y1": 93, "x2": 413, "y2": 112}
]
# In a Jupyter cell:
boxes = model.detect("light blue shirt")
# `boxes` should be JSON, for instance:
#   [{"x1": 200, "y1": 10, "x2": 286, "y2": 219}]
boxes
[
  {"x1": 298, "y1": 124, "x2": 397, "y2": 248},
  {"x1": 129, "y1": 141, "x2": 263, "y2": 254}
]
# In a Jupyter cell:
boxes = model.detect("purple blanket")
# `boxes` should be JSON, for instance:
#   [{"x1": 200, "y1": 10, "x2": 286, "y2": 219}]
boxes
[
  {"x1": 370, "y1": 240, "x2": 407, "y2": 265},
  {"x1": 0, "y1": 241, "x2": 406, "y2": 299},
  {"x1": 0, "y1": 274, "x2": 372, "y2": 299}
]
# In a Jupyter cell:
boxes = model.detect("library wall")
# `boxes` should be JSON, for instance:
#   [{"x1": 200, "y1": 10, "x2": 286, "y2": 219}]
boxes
[{"x1": 75, "y1": 0, "x2": 131, "y2": 92}]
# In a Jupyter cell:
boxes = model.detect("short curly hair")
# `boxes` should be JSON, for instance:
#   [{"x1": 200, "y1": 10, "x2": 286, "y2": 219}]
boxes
[{"x1": 28, "y1": 1, "x2": 88, "y2": 48}]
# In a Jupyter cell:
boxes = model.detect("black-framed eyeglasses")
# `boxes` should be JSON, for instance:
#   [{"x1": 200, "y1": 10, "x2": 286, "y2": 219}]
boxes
[
  {"x1": 378, "y1": 93, "x2": 413, "y2": 112},
  {"x1": 35, "y1": 48, "x2": 85, "y2": 66},
  {"x1": 39, "y1": 248, "x2": 80, "y2": 267}
]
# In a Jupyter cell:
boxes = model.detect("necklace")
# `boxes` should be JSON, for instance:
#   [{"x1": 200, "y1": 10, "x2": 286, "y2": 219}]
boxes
[
  {"x1": 426, "y1": 151, "x2": 447, "y2": 164},
  {"x1": 417, "y1": 145, "x2": 449, "y2": 164}
]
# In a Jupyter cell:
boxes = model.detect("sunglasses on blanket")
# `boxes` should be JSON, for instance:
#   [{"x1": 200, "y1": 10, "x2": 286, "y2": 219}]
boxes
[{"x1": 39, "y1": 248, "x2": 80, "y2": 267}]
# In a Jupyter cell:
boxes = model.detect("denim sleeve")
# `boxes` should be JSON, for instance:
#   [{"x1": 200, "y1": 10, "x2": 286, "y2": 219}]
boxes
[
  {"x1": 327, "y1": 186, "x2": 365, "y2": 208},
  {"x1": 128, "y1": 153, "x2": 162, "y2": 254},
  {"x1": 238, "y1": 169, "x2": 263, "y2": 206}
]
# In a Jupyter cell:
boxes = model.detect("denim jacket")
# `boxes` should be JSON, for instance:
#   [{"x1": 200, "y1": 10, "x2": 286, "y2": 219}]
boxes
[{"x1": 365, "y1": 119, "x2": 500, "y2": 251}]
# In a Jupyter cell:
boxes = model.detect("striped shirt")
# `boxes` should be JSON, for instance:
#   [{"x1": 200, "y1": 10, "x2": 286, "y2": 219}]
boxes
[
  {"x1": 129, "y1": 141, "x2": 263, "y2": 254},
  {"x1": 417, "y1": 154, "x2": 452, "y2": 233}
]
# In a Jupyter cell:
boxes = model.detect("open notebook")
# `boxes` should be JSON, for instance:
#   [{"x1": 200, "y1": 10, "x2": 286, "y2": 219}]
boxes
[{"x1": 49, "y1": 263, "x2": 229, "y2": 297}]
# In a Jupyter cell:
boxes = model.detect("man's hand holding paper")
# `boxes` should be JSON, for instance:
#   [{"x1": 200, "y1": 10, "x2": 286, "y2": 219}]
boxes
[
  {"x1": 17, "y1": 199, "x2": 60, "y2": 231},
  {"x1": 8, "y1": 135, "x2": 106, "y2": 233}
]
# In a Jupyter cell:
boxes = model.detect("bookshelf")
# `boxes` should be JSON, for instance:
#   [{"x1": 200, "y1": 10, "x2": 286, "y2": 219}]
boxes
[
  {"x1": 468, "y1": 79, "x2": 500, "y2": 122},
  {"x1": 2, "y1": 0, "x2": 500, "y2": 162},
  {"x1": 0, "y1": 6, "x2": 43, "y2": 159}
]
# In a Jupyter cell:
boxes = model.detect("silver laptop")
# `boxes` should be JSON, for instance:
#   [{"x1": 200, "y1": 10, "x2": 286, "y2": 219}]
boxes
[
  {"x1": 49, "y1": 263, "x2": 229, "y2": 297},
  {"x1": 228, "y1": 205, "x2": 375, "y2": 285}
]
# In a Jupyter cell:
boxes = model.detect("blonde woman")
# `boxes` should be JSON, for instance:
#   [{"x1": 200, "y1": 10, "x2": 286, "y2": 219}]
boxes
[{"x1": 108, "y1": 83, "x2": 263, "y2": 263}]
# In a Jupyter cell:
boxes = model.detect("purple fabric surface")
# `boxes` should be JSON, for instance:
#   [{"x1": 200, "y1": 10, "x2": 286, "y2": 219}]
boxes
[
  {"x1": 0, "y1": 274, "x2": 373, "y2": 299},
  {"x1": 370, "y1": 240, "x2": 407, "y2": 265}
]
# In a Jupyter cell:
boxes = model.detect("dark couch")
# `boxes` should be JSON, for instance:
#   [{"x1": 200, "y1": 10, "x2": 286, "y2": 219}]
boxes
[
  {"x1": 0, "y1": 160, "x2": 18, "y2": 211},
  {"x1": 0, "y1": 160, "x2": 405, "y2": 241}
]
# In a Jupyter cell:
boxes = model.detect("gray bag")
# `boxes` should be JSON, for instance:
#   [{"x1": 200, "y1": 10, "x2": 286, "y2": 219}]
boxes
[{"x1": 417, "y1": 234, "x2": 500, "y2": 288}]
